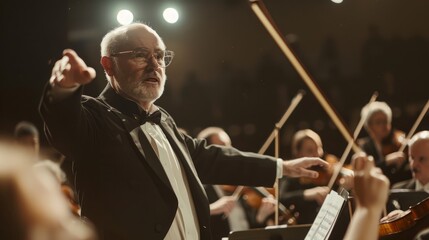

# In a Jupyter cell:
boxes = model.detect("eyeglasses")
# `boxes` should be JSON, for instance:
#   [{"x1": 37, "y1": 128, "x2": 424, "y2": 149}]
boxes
[{"x1": 111, "y1": 48, "x2": 174, "y2": 68}]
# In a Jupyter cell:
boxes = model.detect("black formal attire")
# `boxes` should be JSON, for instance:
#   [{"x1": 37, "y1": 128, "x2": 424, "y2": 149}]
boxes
[
  {"x1": 40, "y1": 84, "x2": 278, "y2": 240},
  {"x1": 357, "y1": 131, "x2": 411, "y2": 185},
  {"x1": 388, "y1": 179, "x2": 429, "y2": 212},
  {"x1": 279, "y1": 177, "x2": 319, "y2": 224},
  {"x1": 204, "y1": 185, "x2": 265, "y2": 240}
]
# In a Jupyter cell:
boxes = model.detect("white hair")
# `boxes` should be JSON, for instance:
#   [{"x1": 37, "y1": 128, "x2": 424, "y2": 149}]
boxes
[
  {"x1": 361, "y1": 101, "x2": 392, "y2": 128},
  {"x1": 409, "y1": 130, "x2": 429, "y2": 148}
]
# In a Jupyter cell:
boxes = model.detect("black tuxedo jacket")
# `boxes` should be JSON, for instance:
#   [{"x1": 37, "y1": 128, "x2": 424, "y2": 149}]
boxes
[{"x1": 40, "y1": 84, "x2": 278, "y2": 240}]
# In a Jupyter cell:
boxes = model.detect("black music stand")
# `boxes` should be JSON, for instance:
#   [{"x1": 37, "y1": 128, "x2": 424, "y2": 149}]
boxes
[{"x1": 228, "y1": 224, "x2": 311, "y2": 240}]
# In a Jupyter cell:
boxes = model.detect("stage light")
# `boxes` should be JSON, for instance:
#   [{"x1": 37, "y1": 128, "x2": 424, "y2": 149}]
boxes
[
  {"x1": 163, "y1": 8, "x2": 179, "y2": 24},
  {"x1": 117, "y1": 9, "x2": 134, "y2": 25},
  {"x1": 331, "y1": 0, "x2": 343, "y2": 3}
]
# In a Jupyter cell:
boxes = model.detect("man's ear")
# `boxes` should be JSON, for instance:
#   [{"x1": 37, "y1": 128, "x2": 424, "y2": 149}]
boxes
[{"x1": 101, "y1": 56, "x2": 114, "y2": 76}]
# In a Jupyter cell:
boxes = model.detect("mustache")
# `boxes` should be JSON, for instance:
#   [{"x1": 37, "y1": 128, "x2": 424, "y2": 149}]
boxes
[{"x1": 412, "y1": 168, "x2": 419, "y2": 173}]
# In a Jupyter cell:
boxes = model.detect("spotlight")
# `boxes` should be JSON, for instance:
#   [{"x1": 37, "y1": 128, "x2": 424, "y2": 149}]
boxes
[
  {"x1": 117, "y1": 9, "x2": 134, "y2": 26},
  {"x1": 163, "y1": 8, "x2": 179, "y2": 24}
]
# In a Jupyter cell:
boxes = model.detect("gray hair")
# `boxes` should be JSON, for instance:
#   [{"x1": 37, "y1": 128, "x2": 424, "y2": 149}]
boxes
[
  {"x1": 361, "y1": 101, "x2": 392, "y2": 128},
  {"x1": 100, "y1": 23, "x2": 165, "y2": 81}
]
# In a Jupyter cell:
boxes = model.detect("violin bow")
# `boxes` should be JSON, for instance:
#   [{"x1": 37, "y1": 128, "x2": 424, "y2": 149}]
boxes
[
  {"x1": 249, "y1": 0, "x2": 362, "y2": 153},
  {"x1": 398, "y1": 99, "x2": 429, "y2": 153},
  {"x1": 327, "y1": 92, "x2": 379, "y2": 190},
  {"x1": 231, "y1": 90, "x2": 305, "y2": 224}
]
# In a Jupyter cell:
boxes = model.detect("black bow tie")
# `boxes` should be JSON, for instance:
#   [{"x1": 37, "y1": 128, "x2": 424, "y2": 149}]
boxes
[{"x1": 141, "y1": 110, "x2": 162, "y2": 125}]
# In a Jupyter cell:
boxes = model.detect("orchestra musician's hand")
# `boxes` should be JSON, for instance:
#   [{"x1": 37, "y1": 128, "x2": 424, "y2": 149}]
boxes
[
  {"x1": 344, "y1": 153, "x2": 390, "y2": 240},
  {"x1": 282, "y1": 157, "x2": 328, "y2": 178},
  {"x1": 209, "y1": 196, "x2": 236, "y2": 216},
  {"x1": 380, "y1": 209, "x2": 405, "y2": 223},
  {"x1": 385, "y1": 151, "x2": 406, "y2": 168},
  {"x1": 50, "y1": 49, "x2": 96, "y2": 89},
  {"x1": 255, "y1": 196, "x2": 276, "y2": 224},
  {"x1": 303, "y1": 186, "x2": 330, "y2": 205}
]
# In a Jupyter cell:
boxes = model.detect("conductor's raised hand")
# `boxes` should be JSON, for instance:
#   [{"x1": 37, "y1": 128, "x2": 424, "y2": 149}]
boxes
[
  {"x1": 50, "y1": 49, "x2": 96, "y2": 88},
  {"x1": 282, "y1": 157, "x2": 328, "y2": 178}
]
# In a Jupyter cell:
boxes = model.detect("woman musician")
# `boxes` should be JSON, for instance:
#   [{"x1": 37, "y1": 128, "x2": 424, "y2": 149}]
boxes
[
  {"x1": 358, "y1": 101, "x2": 412, "y2": 185},
  {"x1": 279, "y1": 129, "x2": 354, "y2": 224}
]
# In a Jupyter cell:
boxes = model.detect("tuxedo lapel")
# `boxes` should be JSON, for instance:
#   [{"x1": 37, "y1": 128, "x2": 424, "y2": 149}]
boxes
[
  {"x1": 98, "y1": 85, "x2": 172, "y2": 190},
  {"x1": 159, "y1": 118, "x2": 206, "y2": 197}
]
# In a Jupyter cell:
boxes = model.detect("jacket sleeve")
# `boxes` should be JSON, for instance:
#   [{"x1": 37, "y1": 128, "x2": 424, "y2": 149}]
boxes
[
  {"x1": 182, "y1": 133, "x2": 278, "y2": 187},
  {"x1": 39, "y1": 84, "x2": 99, "y2": 158}
]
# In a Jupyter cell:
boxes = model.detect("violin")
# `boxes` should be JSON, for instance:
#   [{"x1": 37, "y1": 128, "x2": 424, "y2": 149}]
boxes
[
  {"x1": 222, "y1": 185, "x2": 298, "y2": 225},
  {"x1": 379, "y1": 196, "x2": 429, "y2": 239},
  {"x1": 381, "y1": 129, "x2": 406, "y2": 157}
]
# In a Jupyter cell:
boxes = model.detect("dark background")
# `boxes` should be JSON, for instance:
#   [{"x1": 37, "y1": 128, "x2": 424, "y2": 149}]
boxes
[{"x1": 1, "y1": 0, "x2": 428, "y2": 159}]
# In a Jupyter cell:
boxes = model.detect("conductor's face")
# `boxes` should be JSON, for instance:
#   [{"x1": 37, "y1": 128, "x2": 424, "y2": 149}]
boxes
[{"x1": 110, "y1": 26, "x2": 167, "y2": 104}]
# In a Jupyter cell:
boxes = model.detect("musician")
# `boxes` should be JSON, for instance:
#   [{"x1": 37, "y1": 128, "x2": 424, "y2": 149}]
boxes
[
  {"x1": 358, "y1": 101, "x2": 411, "y2": 184},
  {"x1": 279, "y1": 129, "x2": 352, "y2": 224},
  {"x1": 379, "y1": 131, "x2": 429, "y2": 238},
  {"x1": 198, "y1": 127, "x2": 276, "y2": 240},
  {"x1": 40, "y1": 23, "x2": 327, "y2": 240},
  {"x1": 393, "y1": 131, "x2": 429, "y2": 192}
]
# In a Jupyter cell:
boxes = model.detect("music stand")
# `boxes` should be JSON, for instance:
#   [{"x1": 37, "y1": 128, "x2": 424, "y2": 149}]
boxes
[{"x1": 228, "y1": 224, "x2": 311, "y2": 240}]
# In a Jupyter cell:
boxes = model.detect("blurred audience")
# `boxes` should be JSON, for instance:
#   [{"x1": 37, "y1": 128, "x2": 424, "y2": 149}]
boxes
[
  {"x1": 14, "y1": 121, "x2": 40, "y2": 160},
  {"x1": 0, "y1": 141, "x2": 96, "y2": 240}
]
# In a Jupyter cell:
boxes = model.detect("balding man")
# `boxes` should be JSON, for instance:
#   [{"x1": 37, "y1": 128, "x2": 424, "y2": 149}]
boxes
[{"x1": 40, "y1": 23, "x2": 327, "y2": 240}]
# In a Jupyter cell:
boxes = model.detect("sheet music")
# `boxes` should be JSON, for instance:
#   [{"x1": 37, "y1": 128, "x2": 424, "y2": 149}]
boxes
[{"x1": 304, "y1": 190, "x2": 346, "y2": 240}]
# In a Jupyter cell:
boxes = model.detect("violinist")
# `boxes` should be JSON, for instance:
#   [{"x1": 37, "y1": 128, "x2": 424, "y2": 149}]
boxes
[
  {"x1": 358, "y1": 101, "x2": 412, "y2": 184},
  {"x1": 279, "y1": 129, "x2": 353, "y2": 224},
  {"x1": 197, "y1": 127, "x2": 276, "y2": 240},
  {"x1": 378, "y1": 131, "x2": 429, "y2": 239},
  {"x1": 393, "y1": 131, "x2": 429, "y2": 192}
]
